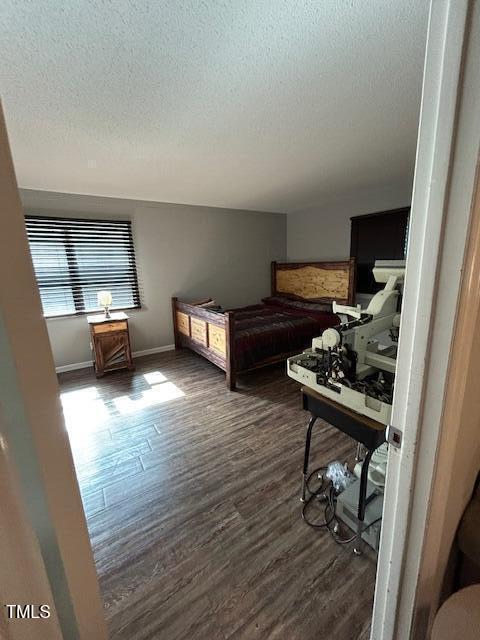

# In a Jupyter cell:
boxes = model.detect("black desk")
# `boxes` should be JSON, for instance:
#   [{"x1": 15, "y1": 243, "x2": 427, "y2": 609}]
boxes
[{"x1": 301, "y1": 386, "x2": 386, "y2": 553}]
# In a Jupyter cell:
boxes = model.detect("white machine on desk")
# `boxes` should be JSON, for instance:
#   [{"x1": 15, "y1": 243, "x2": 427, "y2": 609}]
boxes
[{"x1": 287, "y1": 260, "x2": 405, "y2": 425}]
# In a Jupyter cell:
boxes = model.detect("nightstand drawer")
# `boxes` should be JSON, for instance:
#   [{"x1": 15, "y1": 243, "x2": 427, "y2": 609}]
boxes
[{"x1": 93, "y1": 320, "x2": 127, "y2": 334}]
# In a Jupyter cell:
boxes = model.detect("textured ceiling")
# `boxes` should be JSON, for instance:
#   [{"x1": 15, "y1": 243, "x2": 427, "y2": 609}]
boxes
[{"x1": 1, "y1": 1, "x2": 429, "y2": 213}]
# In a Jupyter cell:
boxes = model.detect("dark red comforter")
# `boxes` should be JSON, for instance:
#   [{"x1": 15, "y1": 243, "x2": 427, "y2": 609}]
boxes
[{"x1": 228, "y1": 303, "x2": 339, "y2": 370}]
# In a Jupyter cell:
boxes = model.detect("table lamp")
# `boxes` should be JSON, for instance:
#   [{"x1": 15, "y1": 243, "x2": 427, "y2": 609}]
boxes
[{"x1": 97, "y1": 290, "x2": 113, "y2": 318}]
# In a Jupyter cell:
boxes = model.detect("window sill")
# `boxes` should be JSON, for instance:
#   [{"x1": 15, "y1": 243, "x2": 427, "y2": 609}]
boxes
[{"x1": 44, "y1": 305, "x2": 141, "y2": 320}]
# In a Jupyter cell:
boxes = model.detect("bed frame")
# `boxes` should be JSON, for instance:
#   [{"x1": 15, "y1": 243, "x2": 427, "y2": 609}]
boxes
[{"x1": 172, "y1": 258, "x2": 355, "y2": 390}]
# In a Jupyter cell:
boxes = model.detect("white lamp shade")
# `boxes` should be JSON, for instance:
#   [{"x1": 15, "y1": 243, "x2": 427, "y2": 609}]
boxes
[{"x1": 97, "y1": 290, "x2": 113, "y2": 307}]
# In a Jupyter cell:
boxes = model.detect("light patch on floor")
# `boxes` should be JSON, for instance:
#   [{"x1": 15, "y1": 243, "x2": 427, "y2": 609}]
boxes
[
  {"x1": 61, "y1": 386, "x2": 109, "y2": 433},
  {"x1": 60, "y1": 373, "x2": 185, "y2": 439},
  {"x1": 143, "y1": 371, "x2": 167, "y2": 385},
  {"x1": 113, "y1": 382, "x2": 184, "y2": 415}
]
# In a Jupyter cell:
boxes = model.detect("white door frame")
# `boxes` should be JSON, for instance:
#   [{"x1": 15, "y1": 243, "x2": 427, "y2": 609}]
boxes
[
  {"x1": 372, "y1": 1, "x2": 480, "y2": 638},
  {"x1": 0, "y1": 102, "x2": 108, "y2": 639}
]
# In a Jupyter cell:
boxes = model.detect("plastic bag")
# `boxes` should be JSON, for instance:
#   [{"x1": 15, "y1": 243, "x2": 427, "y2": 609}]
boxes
[{"x1": 326, "y1": 461, "x2": 355, "y2": 493}]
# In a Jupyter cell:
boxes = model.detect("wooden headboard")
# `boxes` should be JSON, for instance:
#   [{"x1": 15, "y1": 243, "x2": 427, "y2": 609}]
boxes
[{"x1": 271, "y1": 258, "x2": 355, "y2": 305}]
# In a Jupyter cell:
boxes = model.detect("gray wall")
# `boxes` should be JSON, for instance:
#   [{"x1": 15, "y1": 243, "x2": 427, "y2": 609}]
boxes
[
  {"x1": 287, "y1": 183, "x2": 412, "y2": 261},
  {"x1": 20, "y1": 190, "x2": 286, "y2": 368}
]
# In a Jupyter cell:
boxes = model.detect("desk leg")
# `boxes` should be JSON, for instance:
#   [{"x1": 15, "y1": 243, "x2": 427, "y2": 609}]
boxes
[
  {"x1": 301, "y1": 416, "x2": 317, "y2": 502},
  {"x1": 354, "y1": 448, "x2": 373, "y2": 555}
]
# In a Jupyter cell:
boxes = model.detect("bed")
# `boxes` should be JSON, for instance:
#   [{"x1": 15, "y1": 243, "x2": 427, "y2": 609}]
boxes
[{"x1": 171, "y1": 258, "x2": 355, "y2": 390}]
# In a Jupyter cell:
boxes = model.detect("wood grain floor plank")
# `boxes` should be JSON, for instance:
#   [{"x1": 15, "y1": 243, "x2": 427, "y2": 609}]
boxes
[{"x1": 59, "y1": 350, "x2": 376, "y2": 639}]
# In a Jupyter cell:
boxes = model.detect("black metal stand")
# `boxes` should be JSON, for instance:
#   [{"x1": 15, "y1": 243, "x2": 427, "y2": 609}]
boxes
[
  {"x1": 301, "y1": 416, "x2": 317, "y2": 502},
  {"x1": 300, "y1": 387, "x2": 386, "y2": 555}
]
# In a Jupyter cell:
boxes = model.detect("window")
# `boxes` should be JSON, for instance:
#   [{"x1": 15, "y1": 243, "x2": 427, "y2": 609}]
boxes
[
  {"x1": 25, "y1": 215, "x2": 141, "y2": 317},
  {"x1": 350, "y1": 207, "x2": 410, "y2": 294}
]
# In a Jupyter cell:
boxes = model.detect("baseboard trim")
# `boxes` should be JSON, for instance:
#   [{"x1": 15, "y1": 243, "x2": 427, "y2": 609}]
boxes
[
  {"x1": 55, "y1": 344, "x2": 176, "y2": 373},
  {"x1": 56, "y1": 360, "x2": 92, "y2": 374},
  {"x1": 133, "y1": 345, "x2": 175, "y2": 358}
]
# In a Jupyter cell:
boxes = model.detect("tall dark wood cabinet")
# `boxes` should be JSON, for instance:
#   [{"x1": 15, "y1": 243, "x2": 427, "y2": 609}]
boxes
[{"x1": 350, "y1": 207, "x2": 410, "y2": 294}]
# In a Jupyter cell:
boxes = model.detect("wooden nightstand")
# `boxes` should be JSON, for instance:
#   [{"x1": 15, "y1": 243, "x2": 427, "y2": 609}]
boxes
[{"x1": 87, "y1": 312, "x2": 134, "y2": 377}]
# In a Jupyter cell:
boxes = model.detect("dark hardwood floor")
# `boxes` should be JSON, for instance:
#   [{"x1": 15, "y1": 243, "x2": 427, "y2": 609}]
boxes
[{"x1": 59, "y1": 349, "x2": 376, "y2": 640}]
